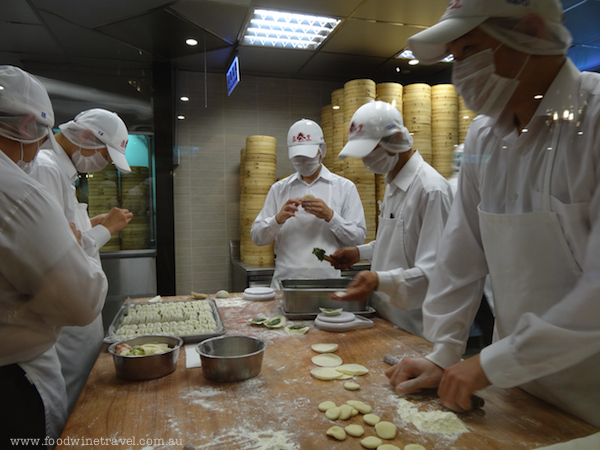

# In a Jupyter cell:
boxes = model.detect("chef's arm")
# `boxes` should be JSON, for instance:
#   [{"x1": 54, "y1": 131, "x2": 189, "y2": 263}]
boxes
[
  {"x1": 251, "y1": 187, "x2": 285, "y2": 246},
  {"x1": 328, "y1": 185, "x2": 367, "y2": 246}
]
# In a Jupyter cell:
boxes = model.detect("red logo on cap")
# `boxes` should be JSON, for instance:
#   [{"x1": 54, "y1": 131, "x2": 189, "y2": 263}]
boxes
[
  {"x1": 448, "y1": 0, "x2": 462, "y2": 9},
  {"x1": 349, "y1": 122, "x2": 363, "y2": 134},
  {"x1": 293, "y1": 132, "x2": 311, "y2": 143},
  {"x1": 121, "y1": 140, "x2": 127, "y2": 149}
]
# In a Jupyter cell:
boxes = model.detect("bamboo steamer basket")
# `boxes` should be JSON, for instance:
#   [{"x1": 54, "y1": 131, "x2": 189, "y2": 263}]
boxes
[
  {"x1": 332, "y1": 89, "x2": 345, "y2": 108},
  {"x1": 345, "y1": 79, "x2": 376, "y2": 89},
  {"x1": 321, "y1": 104, "x2": 335, "y2": 170}
]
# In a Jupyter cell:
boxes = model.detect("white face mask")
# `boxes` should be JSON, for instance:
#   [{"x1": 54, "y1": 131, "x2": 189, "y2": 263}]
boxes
[
  {"x1": 16, "y1": 142, "x2": 36, "y2": 173},
  {"x1": 292, "y1": 154, "x2": 321, "y2": 177},
  {"x1": 362, "y1": 146, "x2": 399, "y2": 174},
  {"x1": 452, "y1": 46, "x2": 530, "y2": 119},
  {"x1": 71, "y1": 148, "x2": 109, "y2": 173}
]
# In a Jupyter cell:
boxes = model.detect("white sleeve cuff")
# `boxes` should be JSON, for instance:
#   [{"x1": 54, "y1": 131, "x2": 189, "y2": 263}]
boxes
[
  {"x1": 425, "y1": 342, "x2": 464, "y2": 369},
  {"x1": 479, "y1": 338, "x2": 528, "y2": 388},
  {"x1": 357, "y1": 242, "x2": 374, "y2": 261}
]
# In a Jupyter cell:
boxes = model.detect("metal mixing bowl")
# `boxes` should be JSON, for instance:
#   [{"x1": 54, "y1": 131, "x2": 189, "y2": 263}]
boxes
[
  {"x1": 108, "y1": 335, "x2": 183, "y2": 381},
  {"x1": 196, "y1": 335, "x2": 267, "y2": 382}
]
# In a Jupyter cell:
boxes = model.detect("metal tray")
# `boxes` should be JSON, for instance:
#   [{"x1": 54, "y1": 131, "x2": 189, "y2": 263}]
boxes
[
  {"x1": 282, "y1": 304, "x2": 376, "y2": 320},
  {"x1": 104, "y1": 298, "x2": 226, "y2": 344},
  {"x1": 281, "y1": 278, "x2": 371, "y2": 313}
]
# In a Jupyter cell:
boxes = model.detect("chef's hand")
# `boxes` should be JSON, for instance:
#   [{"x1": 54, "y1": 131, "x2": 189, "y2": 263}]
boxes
[
  {"x1": 300, "y1": 197, "x2": 333, "y2": 222},
  {"x1": 438, "y1": 354, "x2": 490, "y2": 412},
  {"x1": 90, "y1": 213, "x2": 108, "y2": 228},
  {"x1": 101, "y1": 207, "x2": 134, "y2": 235},
  {"x1": 329, "y1": 247, "x2": 360, "y2": 270},
  {"x1": 385, "y1": 357, "x2": 444, "y2": 395},
  {"x1": 275, "y1": 198, "x2": 301, "y2": 224},
  {"x1": 69, "y1": 222, "x2": 82, "y2": 246},
  {"x1": 330, "y1": 270, "x2": 377, "y2": 302}
]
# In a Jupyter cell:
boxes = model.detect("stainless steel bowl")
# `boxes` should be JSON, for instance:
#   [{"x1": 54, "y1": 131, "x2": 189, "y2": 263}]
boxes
[
  {"x1": 196, "y1": 335, "x2": 267, "y2": 382},
  {"x1": 108, "y1": 335, "x2": 183, "y2": 381}
]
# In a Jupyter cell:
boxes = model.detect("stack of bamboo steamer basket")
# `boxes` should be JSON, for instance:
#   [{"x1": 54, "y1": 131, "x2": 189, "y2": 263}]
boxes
[
  {"x1": 87, "y1": 165, "x2": 120, "y2": 251},
  {"x1": 431, "y1": 84, "x2": 459, "y2": 179},
  {"x1": 403, "y1": 83, "x2": 432, "y2": 165},
  {"x1": 374, "y1": 82, "x2": 403, "y2": 227},
  {"x1": 320, "y1": 104, "x2": 334, "y2": 170},
  {"x1": 121, "y1": 166, "x2": 151, "y2": 250},
  {"x1": 239, "y1": 135, "x2": 276, "y2": 266},
  {"x1": 343, "y1": 79, "x2": 377, "y2": 242},
  {"x1": 331, "y1": 88, "x2": 345, "y2": 176},
  {"x1": 458, "y1": 95, "x2": 476, "y2": 144}
]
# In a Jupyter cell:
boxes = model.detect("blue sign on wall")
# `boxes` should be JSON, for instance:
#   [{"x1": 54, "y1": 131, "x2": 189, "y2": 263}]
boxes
[{"x1": 226, "y1": 56, "x2": 240, "y2": 96}]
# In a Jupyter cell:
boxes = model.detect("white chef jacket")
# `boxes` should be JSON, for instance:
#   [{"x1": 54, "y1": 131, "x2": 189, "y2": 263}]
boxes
[
  {"x1": 31, "y1": 138, "x2": 110, "y2": 415},
  {"x1": 251, "y1": 165, "x2": 367, "y2": 287},
  {"x1": 0, "y1": 151, "x2": 108, "y2": 442},
  {"x1": 357, "y1": 151, "x2": 453, "y2": 336},
  {"x1": 423, "y1": 59, "x2": 600, "y2": 427}
]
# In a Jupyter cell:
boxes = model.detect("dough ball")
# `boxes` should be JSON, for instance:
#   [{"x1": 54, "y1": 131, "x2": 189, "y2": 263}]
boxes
[
  {"x1": 215, "y1": 290, "x2": 230, "y2": 298},
  {"x1": 363, "y1": 414, "x2": 380, "y2": 426},
  {"x1": 311, "y1": 353, "x2": 343, "y2": 367},
  {"x1": 345, "y1": 424, "x2": 364, "y2": 437},
  {"x1": 379, "y1": 445, "x2": 401, "y2": 450},
  {"x1": 375, "y1": 421, "x2": 397, "y2": 440},
  {"x1": 301, "y1": 194, "x2": 315, "y2": 200},
  {"x1": 347, "y1": 400, "x2": 372, "y2": 414},
  {"x1": 404, "y1": 445, "x2": 426, "y2": 450},
  {"x1": 344, "y1": 381, "x2": 360, "y2": 391},
  {"x1": 318, "y1": 401, "x2": 337, "y2": 412},
  {"x1": 338, "y1": 404, "x2": 353, "y2": 420},
  {"x1": 326, "y1": 426, "x2": 346, "y2": 441},
  {"x1": 360, "y1": 436, "x2": 382, "y2": 449},
  {"x1": 325, "y1": 406, "x2": 342, "y2": 420},
  {"x1": 311, "y1": 343, "x2": 338, "y2": 353},
  {"x1": 336, "y1": 364, "x2": 369, "y2": 376},
  {"x1": 311, "y1": 368, "x2": 344, "y2": 381}
]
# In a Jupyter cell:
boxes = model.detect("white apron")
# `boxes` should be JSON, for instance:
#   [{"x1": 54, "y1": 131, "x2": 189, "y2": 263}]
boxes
[
  {"x1": 370, "y1": 188, "x2": 423, "y2": 338},
  {"x1": 478, "y1": 121, "x2": 600, "y2": 426},
  {"x1": 55, "y1": 202, "x2": 104, "y2": 415},
  {"x1": 271, "y1": 183, "x2": 340, "y2": 290}
]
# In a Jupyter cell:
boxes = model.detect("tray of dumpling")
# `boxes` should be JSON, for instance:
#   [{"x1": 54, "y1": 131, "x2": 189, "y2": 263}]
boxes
[{"x1": 104, "y1": 298, "x2": 226, "y2": 344}]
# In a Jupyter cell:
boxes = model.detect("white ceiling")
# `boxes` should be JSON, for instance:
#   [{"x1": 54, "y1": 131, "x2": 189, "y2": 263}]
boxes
[{"x1": 1, "y1": 0, "x2": 599, "y2": 101}]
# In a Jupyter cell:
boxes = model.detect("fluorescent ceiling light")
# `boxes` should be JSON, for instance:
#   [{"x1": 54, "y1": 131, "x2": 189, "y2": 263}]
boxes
[
  {"x1": 396, "y1": 49, "x2": 454, "y2": 63},
  {"x1": 243, "y1": 9, "x2": 341, "y2": 50}
]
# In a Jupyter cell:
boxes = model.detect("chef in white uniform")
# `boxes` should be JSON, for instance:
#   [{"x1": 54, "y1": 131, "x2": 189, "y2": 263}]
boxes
[
  {"x1": 329, "y1": 101, "x2": 453, "y2": 338},
  {"x1": 27, "y1": 109, "x2": 132, "y2": 415},
  {"x1": 0, "y1": 66, "x2": 108, "y2": 446},
  {"x1": 251, "y1": 119, "x2": 366, "y2": 290},
  {"x1": 385, "y1": 0, "x2": 600, "y2": 429}
]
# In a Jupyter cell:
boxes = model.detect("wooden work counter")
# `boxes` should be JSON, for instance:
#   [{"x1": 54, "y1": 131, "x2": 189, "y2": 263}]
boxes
[{"x1": 58, "y1": 294, "x2": 598, "y2": 449}]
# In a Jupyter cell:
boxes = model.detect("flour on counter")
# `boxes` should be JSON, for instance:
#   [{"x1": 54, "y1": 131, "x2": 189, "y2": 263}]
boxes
[
  {"x1": 182, "y1": 386, "x2": 226, "y2": 411},
  {"x1": 214, "y1": 297, "x2": 249, "y2": 307},
  {"x1": 395, "y1": 397, "x2": 468, "y2": 438},
  {"x1": 196, "y1": 428, "x2": 298, "y2": 450}
]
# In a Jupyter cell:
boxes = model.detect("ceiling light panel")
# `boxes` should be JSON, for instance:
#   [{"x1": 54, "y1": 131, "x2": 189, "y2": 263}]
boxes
[{"x1": 243, "y1": 9, "x2": 341, "y2": 50}]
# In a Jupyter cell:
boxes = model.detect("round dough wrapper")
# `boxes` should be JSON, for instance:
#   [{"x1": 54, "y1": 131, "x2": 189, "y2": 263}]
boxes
[
  {"x1": 311, "y1": 367, "x2": 344, "y2": 381},
  {"x1": 325, "y1": 406, "x2": 342, "y2": 420},
  {"x1": 347, "y1": 400, "x2": 372, "y2": 414},
  {"x1": 312, "y1": 353, "x2": 343, "y2": 367},
  {"x1": 345, "y1": 424, "x2": 364, "y2": 437},
  {"x1": 363, "y1": 414, "x2": 380, "y2": 425},
  {"x1": 336, "y1": 364, "x2": 369, "y2": 376},
  {"x1": 360, "y1": 436, "x2": 382, "y2": 449},
  {"x1": 344, "y1": 381, "x2": 360, "y2": 390},
  {"x1": 404, "y1": 445, "x2": 426, "y2": 450},
  {"x1": 379, "y1": 445, "x2": 401, "y2": 450},
  {"x1": 338, "y1": 373, "x2": 353, "y2": 380},
  {"x1": 338, "y1": 404, "x2": 353, "y2": 420},
  {"x1": 318, "y1": 401, "x2": 337, "y2": 412},
  {"x1": 375, "y1": 421, "x2": 397, "y2": 440},
  {"x1": 326, "y1": 426, "x2": 346, "y2": 441},
  {"x1": 311, "y1": 343, "x2": 338, "y2": 353}
]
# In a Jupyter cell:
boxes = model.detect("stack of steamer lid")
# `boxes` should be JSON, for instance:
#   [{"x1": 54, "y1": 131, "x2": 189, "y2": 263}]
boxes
[
  {"x1": 458, "y1": 95, "x2": 476, "y2": 144},
  {"x1": 375, "y1": 82, "x2": 403, "y2": 228},
  {"x1": 239, "y1": 135, "x2": 276, "y2": 266},
  {"x1": 87, "y1": 165, "x2": 120, "y2": 251},
  {"x1": 403, "y1": 83, "x2": 432, "y2": 165},
  {"x1": 121, "y1": 166, "x2": 151, "y2": 250},
  {"x1": 343, "y1": 79, "x2": 377, "y2": 243},
  {"x1": 331, "y1": 88, "x2": 346, "y2": 176},
  {"x1": 320, "y1": 104, "x2": 334, "y2": 171},
  {"x1": 431, "y1": 84, "x2": 459, "y2": 179}
]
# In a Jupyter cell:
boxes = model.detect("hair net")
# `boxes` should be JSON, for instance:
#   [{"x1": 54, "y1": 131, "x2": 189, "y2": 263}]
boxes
[
  {"x1": 319, "y1": 143, "x2": 327, "y2": 159},
  {"x1": 378, "y1": 129, "x2": 414, "y2": 154},
  {"x1": 479, "y1": 16, "x2": 572, "y2": 56},
  {"x1": 0, "y1": 115, "x2": 49, "y2": 144},
  {"x1": 59, "y1": 121, "x2": 106, "y2": 149}
]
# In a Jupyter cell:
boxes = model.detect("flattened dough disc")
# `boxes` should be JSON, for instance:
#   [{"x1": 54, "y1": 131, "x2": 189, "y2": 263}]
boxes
[{"x1": 315, "y1": 313, "x2": 374, "y2": 332}]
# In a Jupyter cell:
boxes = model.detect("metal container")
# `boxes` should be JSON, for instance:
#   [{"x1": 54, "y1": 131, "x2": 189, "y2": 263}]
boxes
[
  {"x1": 108, "y1": 335, "x2": 183, "y2": 381},
  {"x1": 196, "y1": 335, "x2": 267, "y2": 382},
  {"x1": 281, "y1": 278, "x2": 370, "y2": 314}
]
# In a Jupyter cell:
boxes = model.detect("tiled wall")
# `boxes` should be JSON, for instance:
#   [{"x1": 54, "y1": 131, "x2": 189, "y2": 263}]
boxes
[{"x1": 174, "y1": 70, "x2": 341, "y2": 295}]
